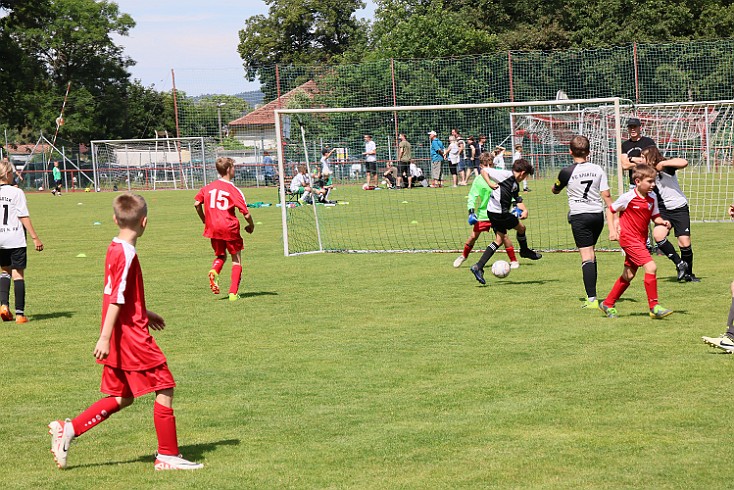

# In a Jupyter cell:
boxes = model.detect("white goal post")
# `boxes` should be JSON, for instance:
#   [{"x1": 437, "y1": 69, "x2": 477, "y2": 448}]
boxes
[{"x1": 275, "y1": 98, "x2": 623, "y2": 256}]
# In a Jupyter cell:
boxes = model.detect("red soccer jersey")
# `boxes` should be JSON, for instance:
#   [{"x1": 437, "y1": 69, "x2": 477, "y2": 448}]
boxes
[
  {"x1": 194, "y1": 179, "x2": 249, "y2": 241},
  {"x1": 610, "y1": 188, "x2": 660, "y2": 247},
  {"x1": 98, "y1": 238, "x2": 167, "y2": 371}
]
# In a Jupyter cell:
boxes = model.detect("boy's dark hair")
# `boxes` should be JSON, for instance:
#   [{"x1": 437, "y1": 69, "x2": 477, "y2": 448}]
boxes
[
  {"x1": 633, "y1": 163, "x2": 657, "y2": 182},
  {"x1": 215, "y1": 157, "x2": 235, "y2": 176},
  {"x1": 467, "y1": 135, "x2": 475, "y2": 141},
  {"x1": 113, "y1": 193, "x2": 147, "y2": 228},
  {"x1": 641, "y1": 146, "x2": 665, "y2": 166},
  {"x1": 512, "y1": 158, "x2": 534, "y2": 175},
  {"x1": 479, "y1": 152, "x2": 493, "y2": 167},
  {"x1": 321, "y1": 148, "x2": 330, "y2": 155},
  {"x1": 569, "y1": 135, "x2": 590, "y2": 158}
]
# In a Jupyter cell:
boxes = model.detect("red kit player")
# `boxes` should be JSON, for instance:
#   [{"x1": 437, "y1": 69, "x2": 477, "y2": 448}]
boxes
[
  {"x1": 194, "y1": 157, "x2": 255, "y2": 301},
  {"x1": 599, "y1": 164, "x2": 673, "y2": 319},
  {"x1": 48, "y1": 193, "x2": 203, "y2": 471}
]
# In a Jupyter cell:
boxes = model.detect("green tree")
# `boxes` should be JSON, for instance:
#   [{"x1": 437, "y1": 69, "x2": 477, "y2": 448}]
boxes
[{"x1": 238, "y1": 0, "x2": 367, "y2": 100}]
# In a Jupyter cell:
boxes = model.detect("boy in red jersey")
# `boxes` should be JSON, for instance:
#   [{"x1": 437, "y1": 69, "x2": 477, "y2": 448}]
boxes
[
  {"x1": 599, "y1": 164, "x2": 673, "y2": 319},
  {"x1": 194, "y1": 157, "x2": 254, "y2": 301},
  {"x1": 48, "y1": 193, "x2": 203, "y2": 471}
]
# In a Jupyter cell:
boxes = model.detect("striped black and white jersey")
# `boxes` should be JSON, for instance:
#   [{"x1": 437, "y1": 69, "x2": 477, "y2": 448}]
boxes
[
  {"x1": 655, "y1": 167, "x2": 687, "y2": 210},
  {"x1": 553, "y1": 162, "x2": 609, "y2": 215},
  {"x1": 485, "y1": 168, "x2": 522, "y2": 214}
]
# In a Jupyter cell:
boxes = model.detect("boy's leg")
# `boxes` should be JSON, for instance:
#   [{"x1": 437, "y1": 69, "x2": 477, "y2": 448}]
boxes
[
  {"x1": 514, "y1": 223, "x2": 542, "y2": 260},
  {"x1": 153, "y1": 388, "x2": 203, "y2": 470},
  {"x1": 228, "y1": 249, "x2": 243, "y2": 300},
  {"x1": 641, "y1": 260, "x2": 673, "y2": 318},
  {"x1": 702, "y1": 282, "x2": 734, "y2": 352},
  {"x1": 579, "y1": 247, "x2": 598, "y2": 303},
  {"x1": 677, "y1": 234, "x2": 697, "y2": 281},
  {"x1": 11, "y1": 268, "x2": 25, "y2": 320},
  {"x1": 471, "y1": 234, "x2": 503, "y2": 283},
  {"x1": 0, "y1": 264, "x2": 11, "y2": 321},
  {"x1": 602, "y1": 264, "x2": 636, "y2": 312},
  {"x1": 209, "y1": 240, "x2": 227, "y2": 295},
  {"x1": 502, "y1": 235, "x2": 518, "y2": 267}
]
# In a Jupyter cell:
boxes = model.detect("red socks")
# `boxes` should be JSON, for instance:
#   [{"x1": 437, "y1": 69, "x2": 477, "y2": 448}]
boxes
[
  {"x1": 604, "y1": 277, "x2": 631, "y2": 308},
  {"x1": 154, "y1": 402, "x2": 179, "y2": 456},
  {"x1": 229, "y1": 264, "x2": 242, "y2": 295},
  {"x1": 211, "y1": 258, "x2": 225, "y2": 275},
  {"x1": 462, "y1": 244, "x2": 472, "y2": 259},
  {"x1": 71, "y1": 396, "x2": 121, "y2": 436},
  {"x1": 506, "y1": 247, "x2": 517, "y2": 263},
  {"x1": 644, "y1": 273, "x2": 659, "y2": 309}
]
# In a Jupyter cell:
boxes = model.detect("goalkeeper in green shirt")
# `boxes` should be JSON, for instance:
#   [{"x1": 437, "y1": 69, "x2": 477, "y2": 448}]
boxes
[
  {"x1": 453, "y1": 152, "x2": 520, "y2": 268},
  {"x1": 51, "y1": 161, "x2": 62, "y2": 196}
]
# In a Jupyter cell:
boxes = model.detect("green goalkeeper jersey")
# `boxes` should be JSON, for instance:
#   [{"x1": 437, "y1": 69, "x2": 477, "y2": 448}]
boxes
[{"x1": 467, "y1": 174, "x2": 492, "y2": 222}]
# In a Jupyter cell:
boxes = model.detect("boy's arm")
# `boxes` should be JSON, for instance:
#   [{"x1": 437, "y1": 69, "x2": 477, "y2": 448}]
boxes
[
  {"x1": 656, "y1": 157, "x2": 688, "y2": 171},
  {"x1": 607, "y1": 207, "x2": 619, "y2": 241},
  {"x1": 620, "y1": 154, "x2": 636, "y2": 171},
  {"x1": 19, "y1": 216, "x2": 43, "y2": 251},
  {"x1": 94, "y1": 303, "x2": 121, "y2": 360},
  {"x1": 194, "y1": 200, "x2": 206, "y2": 224},
  {"x1": 243, "y1": 212, "x2": 255, "y2": 234},
  {"x1": 147, "y1": 310, "x2": 166, "y2": 331},
  {"x1": 480, "y1": 168, "x2": 499, "y2": 189}
]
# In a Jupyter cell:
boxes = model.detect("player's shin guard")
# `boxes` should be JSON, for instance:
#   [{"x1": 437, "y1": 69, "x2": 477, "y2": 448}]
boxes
[
  {"x1": 211, "y1": 257, "x2": 225, "y2": 275},
  {"x1": 154, "y1": 402, "x2": 179, "y2": 456},
  {"x1": 581, "y1": 260, "x2": 597, "y2": 300},
  {"x1": 229, "y1": 264, "x2": 242, "y2": 295},
  {"x1": 505, "y1": 246, "x2": 517, "y2": 263},
  {"x1": 656, "y1": 238, "x2": 681, "y2": 264},
  {"x1": 680, "y1": 246, "x2": 693, "y2": 274},
  {"x1": 0, "y1": 272, "x2": 10, "y2": 306},
  {"x1": 71, "y1": 396, "x2": 121, "y2": 436},
  {"x1": 13, "y1": 279, "x2": 25, "y2": 315},
  {"x1": 644, "y1": 273, "x2": 659, "y2": 309},
  {"x1": 475, "y1": 242, "x2": 499, "y2": 269},
  {"x1": 604, "y1": 277, "x2": 631, "y2": 308},
  {"x1": 516, "y1": 232, "x2": 529, "y2": 252}
]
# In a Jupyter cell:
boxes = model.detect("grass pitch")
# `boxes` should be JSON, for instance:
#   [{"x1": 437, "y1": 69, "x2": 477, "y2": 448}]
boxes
[{"x1": 1, "y1": 187, "x2": 734, "y2": 488}]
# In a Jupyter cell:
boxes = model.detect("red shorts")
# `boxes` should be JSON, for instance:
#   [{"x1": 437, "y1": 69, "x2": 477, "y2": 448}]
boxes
[
  {"x1": 101, "y1": 363, "x2": 176, "y2": 398},
  {"x1": 211, "y1": 237, "x2": 243, "y2": 256},
  {"x1": 473, "y1": 221, "x2": 492, "y2": 233},
  {"x1": 622, "y1": 242, "x2": 652, "y2": 268}
]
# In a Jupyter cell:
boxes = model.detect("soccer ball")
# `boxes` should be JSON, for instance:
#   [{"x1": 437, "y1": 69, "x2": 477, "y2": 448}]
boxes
[
  {"x1": 491, "y1": 260, "x2": 511, "y2": 278},
  {"x1": 85, "y1": 188, "x2": 91, "y2": 193},
  {"x1": 38, "y1": 186, "x2": 43, "y2": 191},
  {"x1": 380, "y1": 180, "x2": 387, "y2": 186}
]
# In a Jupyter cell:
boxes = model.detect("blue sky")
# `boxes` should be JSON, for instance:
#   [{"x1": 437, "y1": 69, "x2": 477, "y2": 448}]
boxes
[{"x1": 113, "y1": 0, "x2": 376, "y2": 95}]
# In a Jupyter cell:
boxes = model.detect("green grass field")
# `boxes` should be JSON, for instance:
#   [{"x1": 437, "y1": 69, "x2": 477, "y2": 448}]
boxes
[{"x1": 2, "y1": 186, "x2": 734, "y2": 488}]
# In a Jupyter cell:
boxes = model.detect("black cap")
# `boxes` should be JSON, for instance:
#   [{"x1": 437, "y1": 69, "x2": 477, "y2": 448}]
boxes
[{"x1": 627, "y1": 117, "x2": 641, "y2": 127}]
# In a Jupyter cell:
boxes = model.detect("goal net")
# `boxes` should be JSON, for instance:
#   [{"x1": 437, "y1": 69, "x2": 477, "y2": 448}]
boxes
[
  {"x1": 275, "y1": 98, "x2": 623, "y2": 256},
  {"x1": 90, "y1": 137, "x2": 210, "y2": 191},
  {"x1": 514, "y1": 100, "x2": 734, "y2": 223}
]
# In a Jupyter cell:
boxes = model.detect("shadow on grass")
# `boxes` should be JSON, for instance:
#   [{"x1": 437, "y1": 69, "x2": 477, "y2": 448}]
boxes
[
  {"x1": 505, "y1": 279, "x2": 559, "y2": 285},
  {"x1": 218, "y1": 291, "x2": 279, "y2": 301},
  {"x1": 70, "y1": 438, "x2": 241, "y2": 469},
  {"x1": 30, "y1": 311, "x2": 75, "y2": 321},
  {"x1": 627, "y1": 309, "x2": 687, "y2": 317}
]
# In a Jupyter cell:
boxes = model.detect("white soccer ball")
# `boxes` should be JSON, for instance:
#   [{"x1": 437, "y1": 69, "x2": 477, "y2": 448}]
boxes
[
  {"x1": 38, "y1": 186, "x2": 44, "y2": 191},
  {"x1": 491, "y1": 260, "x2": 511, "y2": 278},
  {"x1": 381, "y1": 180, "x2": 387, "y2": 186}
]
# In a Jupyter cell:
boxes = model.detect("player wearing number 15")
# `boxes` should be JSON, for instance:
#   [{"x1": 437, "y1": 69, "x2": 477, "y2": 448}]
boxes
[
  {"x1": 194, "y1": 157, "x2": 254, "y2": 301},
  {"x1": 0, "y1": 159, "x2": 43, "y2": 323},
  {"x1": 552, "y1": 135, "x2": 612, "y2": 310}
]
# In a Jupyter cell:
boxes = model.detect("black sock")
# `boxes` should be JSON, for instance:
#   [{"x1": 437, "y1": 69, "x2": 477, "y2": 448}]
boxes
[
  {"x1": 14, "y1": 279, "x2": 24, "y2": 315},
  {"x1": 476, "y1": 242, "x2": 499, "y2": 269},
  {"x1": 0, "y1": 272, "x2": 10, "y2": 306},
  {"x1": 516, "y1": 232, "x2": 529, "y2": 252},
  {"x1": 656, "y1": 238, "x2": 681, "y2": 264},
  {"x1": 680, "y1": 245, "x2": 693, "y2": 275},
  {"x1": 581, "y1": 260, "x2": 597, "y2": 300}
]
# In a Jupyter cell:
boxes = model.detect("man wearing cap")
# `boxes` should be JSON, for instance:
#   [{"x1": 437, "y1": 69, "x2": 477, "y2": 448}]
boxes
[
  {"x1": 428, "y1": 131, "x2": 445, "y2": 188},
  {"x1": 621, "y1": 117, "x2": 656, "y2": 188}
]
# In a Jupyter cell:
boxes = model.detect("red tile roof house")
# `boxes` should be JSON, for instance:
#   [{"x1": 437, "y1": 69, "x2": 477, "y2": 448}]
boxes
[{"x1": 227, "y1": 80, "x2": 318, "y2": 151}]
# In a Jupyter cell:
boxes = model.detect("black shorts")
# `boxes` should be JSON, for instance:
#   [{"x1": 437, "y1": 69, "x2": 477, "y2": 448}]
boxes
[
  {"x1": 568, "y1": 212, "x2": 604, "y2": 248},
  {"x1": 487, "y1": 212, "x2": 519, "y2": 234},
  {"x1": 448, "y1": 163, "x2": 458, "y2": 175},
  {"x1": 0, "y1": 247, "x2": 27, "y2": 270},
  {"x1": 365, "y1": 162, "x2": 377, "y2": 174},
  {"x1": 398, "y1": 162, "x2": 410, "y2": 177},
  {"x1": 660, "y1": 205, "x2": 691, "y2": 237}
]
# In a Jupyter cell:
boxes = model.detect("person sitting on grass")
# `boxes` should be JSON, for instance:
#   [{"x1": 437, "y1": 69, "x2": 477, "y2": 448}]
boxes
[
  {"x1": 290, "y1": 165, "x2": 326, "y2": 204},
  {"x1": 469, "y1": 158, "x2": 542, "y2": 285}
]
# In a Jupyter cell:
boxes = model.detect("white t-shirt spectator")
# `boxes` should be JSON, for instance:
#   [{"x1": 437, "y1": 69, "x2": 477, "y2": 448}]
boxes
[
  {"x1": 365, "y1": 141, "x2": 377, "y2": 162},
  {"x1": 447, "y1": 142, "x2": 460, "y2": 164}
]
